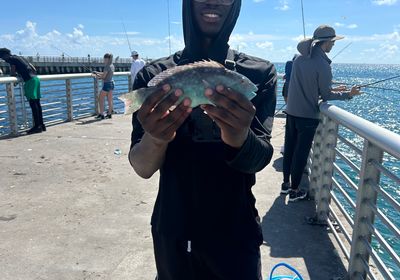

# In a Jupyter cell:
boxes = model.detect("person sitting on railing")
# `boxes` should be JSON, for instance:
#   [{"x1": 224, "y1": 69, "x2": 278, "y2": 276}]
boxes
[
  {"x1": 0, "y1": 48, "x2": 45, "y2": 134},
  {"x1": 92, "y1": 53, "x2": 115, "y2": 119},
  {"x1": 281, "y1": 25, "x2": 362, "y2": 202}
]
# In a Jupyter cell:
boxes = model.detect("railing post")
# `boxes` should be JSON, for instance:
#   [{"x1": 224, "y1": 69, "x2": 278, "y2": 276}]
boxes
[
  {"x1": 93, "y1": 78, "x2": 99, "y2": 115},
  {"x1": 66, "y1": 79, "x2": 73, "y2": 121},
  {"x1": 6, "y1": 82, "x2": 18, "y2": 135},
  {"x1": 348, "y1": 140, "x2": 383, "y2": 279},
  {"x1": 315, "y1": 115, "x2": 339, "y2": 223},
  {"x1": 309, "y1": 121, "x2": 324, "y2": 199},
  {"x1": 128, "y1": 74, "x2": 133, "y2": 92}
]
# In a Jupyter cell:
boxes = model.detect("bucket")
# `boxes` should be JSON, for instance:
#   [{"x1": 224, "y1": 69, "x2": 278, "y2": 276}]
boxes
[{"x1": 269, "y1": 263, "x2": 304, "y2": 280}]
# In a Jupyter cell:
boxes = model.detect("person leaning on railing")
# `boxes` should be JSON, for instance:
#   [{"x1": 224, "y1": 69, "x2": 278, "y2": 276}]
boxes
[
  {"x1": 281, "y1": 25, "x2": 362, "y2": 202},
  {"x1": 0, "y1": 48, "x2": 46, "y2": 134}
]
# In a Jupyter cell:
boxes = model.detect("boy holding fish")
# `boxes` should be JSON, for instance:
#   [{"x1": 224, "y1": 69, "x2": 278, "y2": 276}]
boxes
[{"x1": 126, "y1": 0, "x2": 277, "y2": 279}]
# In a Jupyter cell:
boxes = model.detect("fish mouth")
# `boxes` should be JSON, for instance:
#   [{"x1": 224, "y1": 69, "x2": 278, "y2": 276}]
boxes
[{"x1": 201, "y1": 10, "x2": 222, "y2": 23}]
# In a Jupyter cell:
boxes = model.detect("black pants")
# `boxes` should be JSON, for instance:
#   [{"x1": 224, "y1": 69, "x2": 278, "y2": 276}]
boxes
[
  {"x1": 152, "y1": 229, "x2": 262, "y2": 280},
  {"x1": 283, "y1": 114, "x2": 319, "y2": 190},
  {"x1": 29, "y1": 99, "x2": 44, "y2": 128}
]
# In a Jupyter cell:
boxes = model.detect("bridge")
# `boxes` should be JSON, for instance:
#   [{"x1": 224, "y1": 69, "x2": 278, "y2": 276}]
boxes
[{"x1": 0, "y1": 73, "x2": 399, "y2": 279}]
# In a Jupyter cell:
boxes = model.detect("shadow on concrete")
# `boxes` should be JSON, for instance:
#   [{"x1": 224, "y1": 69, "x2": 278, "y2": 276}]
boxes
[
  {"x1": 75, "y1": 119, "x2": 102, "y2": 126},
  {"x1": 273, "y1": 157, "x2": 283, "y2": 172},
  {"x1": 261, "y1": 196, "x2": 347, "y2": 279}
]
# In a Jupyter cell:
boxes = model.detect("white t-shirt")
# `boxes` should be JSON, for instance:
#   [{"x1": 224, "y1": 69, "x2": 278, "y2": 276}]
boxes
[{"x1": 130, "y1": 58, "x2": 146, "y2": 84}]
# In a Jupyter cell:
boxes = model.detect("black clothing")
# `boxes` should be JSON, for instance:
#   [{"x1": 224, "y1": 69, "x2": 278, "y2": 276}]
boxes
[
  {"x1": 4, "y1": 55, "x2": 36, "y2": 82},
  {"x1": 29, "y1": 99, "x2": 44, "y2": 129},
  {"x1": 131, "y1": 49, "x2": 276, "y2": 242},
  {"x1": 130, "y1": 0, "x2": 276, "y2": 277},
  {"x1": 283, "y1": 114, "x2": 319, "y2": 189},
  {"x1": 152, "y1": 229, "x2": 262, "y2": 280}
]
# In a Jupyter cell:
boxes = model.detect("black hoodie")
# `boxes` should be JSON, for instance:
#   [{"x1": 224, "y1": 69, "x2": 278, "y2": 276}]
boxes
[{"x1": 131, "y1": 0, "x2": 277, "y2": 244}]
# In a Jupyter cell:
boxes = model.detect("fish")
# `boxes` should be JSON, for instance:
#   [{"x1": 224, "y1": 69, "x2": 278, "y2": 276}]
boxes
[{"x1": 119, "y1": 61, "x2": 258, "y2": 115}]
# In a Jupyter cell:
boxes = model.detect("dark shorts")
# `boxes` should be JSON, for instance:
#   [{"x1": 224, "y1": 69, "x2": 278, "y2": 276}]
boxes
[{"x1": 102, "y1": 81, "x2": 114, "y2": 92}]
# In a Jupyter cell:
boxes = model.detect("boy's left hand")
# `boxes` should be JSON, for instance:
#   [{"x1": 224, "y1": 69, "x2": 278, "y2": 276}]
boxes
[{"x1": 202, "y1": 85, "x2": 256, "y2": 149}]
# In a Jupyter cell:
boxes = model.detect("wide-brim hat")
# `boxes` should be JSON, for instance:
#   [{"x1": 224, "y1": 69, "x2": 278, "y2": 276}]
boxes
[{"x1": 312, "y1": 25, "x2": 344, "y2": 43}]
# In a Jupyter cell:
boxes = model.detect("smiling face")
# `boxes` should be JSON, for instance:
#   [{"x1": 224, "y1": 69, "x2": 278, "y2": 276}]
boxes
[{"x1": 192, "y1": 0, "x2": 233, "y2": 38}]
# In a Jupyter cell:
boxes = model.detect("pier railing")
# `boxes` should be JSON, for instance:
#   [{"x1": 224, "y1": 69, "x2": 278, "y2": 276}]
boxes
[
  {"x1": 0, "y1": 72, "x2": 132, "y2": 136},
  {"x1": 0, "y1": 73, "x2": 286, "y2": 137},
  {"x1": 309, "y1": 103, "x2": 400, "y2": 280}
]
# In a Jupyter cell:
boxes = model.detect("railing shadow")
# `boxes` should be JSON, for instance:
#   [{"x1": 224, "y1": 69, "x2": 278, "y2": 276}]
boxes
[{"x1": 261, "y1": 157, "x2": 347, "y2": 279}]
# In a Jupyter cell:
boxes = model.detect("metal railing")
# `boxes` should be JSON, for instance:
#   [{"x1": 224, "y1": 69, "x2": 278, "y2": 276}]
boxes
[
  {"x1": 0, "y1": 72, "x2": 132, "y2": 136},
  {"x1": 1, "y1": 56, "x2": 133, "y2": 64},
  {"x1": 309, "y1": 103, "x2": 400, "y2": 280},
  {"x1": 0, "y1": 73, "x2": 286, "y2": 137}
]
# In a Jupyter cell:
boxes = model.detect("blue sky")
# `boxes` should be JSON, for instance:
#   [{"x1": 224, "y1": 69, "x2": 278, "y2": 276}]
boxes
[{"x1": 1, "y1": 0, "x2": 399, "y2": 64}]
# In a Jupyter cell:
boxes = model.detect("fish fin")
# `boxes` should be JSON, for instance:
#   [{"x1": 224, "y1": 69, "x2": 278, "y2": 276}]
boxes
[
  {"x1": 147, "y1": 60, "x2": 225, "y2": 87},
  {"x1": 118, "y1": 87, "x2": 154, "y2": 115}
]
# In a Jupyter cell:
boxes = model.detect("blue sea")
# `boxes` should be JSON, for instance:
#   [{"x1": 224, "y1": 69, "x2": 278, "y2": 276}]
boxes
[{"x1": 0, "y1": 64, "x2": 399, "y2": 277}]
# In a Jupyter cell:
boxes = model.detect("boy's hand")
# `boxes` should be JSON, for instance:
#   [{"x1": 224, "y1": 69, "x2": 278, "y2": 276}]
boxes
[
  {"x1": 137, "y1": 84, "x2": 192, "y2": 145},
  {"x1": 202, "y1": 85, "x2": 256, "y2": 149}
]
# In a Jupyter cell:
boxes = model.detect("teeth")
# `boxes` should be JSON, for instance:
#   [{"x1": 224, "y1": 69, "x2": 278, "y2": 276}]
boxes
[{"x1": 204, "y1": 13, "x2": 219, "y2": 18}]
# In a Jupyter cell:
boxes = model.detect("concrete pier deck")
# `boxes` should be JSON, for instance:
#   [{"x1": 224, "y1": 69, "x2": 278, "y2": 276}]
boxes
[{"x1": 0, "y1": 115, "x2": 347, "y2": 280}]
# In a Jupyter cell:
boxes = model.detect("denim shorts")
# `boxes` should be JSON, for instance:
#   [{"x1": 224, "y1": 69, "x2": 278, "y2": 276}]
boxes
[{"x1": 102, "y1": 81, "x2": 115, "y2": 92}]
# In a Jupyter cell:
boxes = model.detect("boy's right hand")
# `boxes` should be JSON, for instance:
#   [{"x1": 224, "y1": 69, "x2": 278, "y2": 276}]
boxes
[
  {"x1": 349, "y1": 86, "x2": 362, "y2": 97},
  {"x1": 137, "y1": 84, "x2": 192, "y2": 145}
]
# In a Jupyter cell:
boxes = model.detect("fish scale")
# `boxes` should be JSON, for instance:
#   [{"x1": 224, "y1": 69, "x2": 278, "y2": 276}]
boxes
[{"x1": 119, "y1": 61, "x2": 258, "y2": 115}]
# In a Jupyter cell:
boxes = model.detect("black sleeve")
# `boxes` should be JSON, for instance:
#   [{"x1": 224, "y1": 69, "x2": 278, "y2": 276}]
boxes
[
  {"x1": 129, "y1": 67, "x2": 152, "y2": 151},
  {"x1": 224, "y1": 65, "x2": 277, "y2": 174}
]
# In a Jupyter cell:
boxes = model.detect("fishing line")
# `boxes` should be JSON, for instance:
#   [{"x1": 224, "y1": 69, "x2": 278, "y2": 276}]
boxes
[
  {"x1": 332, "y1": 42, "x2": 353, "y2": 60},
  {"x1": 364, "y1": 91, "x2": 396, "y2": 104},
  {"x1": 50, "y1": 45, "x2": 94, "y2": 73},
  {"x1": 121, "y1": 19, "x2": 133, "y2": 53}
]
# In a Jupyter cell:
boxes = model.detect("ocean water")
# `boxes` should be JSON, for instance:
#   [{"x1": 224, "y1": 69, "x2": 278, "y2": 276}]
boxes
[
  {"x1": 276, "y1": 63, "x2": 400, "y2": 277},
  {"x1": 0, "y1": 64, "x2": 399, "y2": 276}
]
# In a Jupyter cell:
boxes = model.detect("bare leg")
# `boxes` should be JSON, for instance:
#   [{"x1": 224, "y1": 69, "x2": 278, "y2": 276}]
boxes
[
  {"x1": 107, "y1": 90, "x2": 113, "y2": 114},
  {"x1": 99, "y1": 90, "x2": 107, "y2": 114}
]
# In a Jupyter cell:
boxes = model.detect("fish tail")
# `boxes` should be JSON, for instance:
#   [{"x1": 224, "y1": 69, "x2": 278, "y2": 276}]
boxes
[{"x1": 118, "y1": 87, "x2": 153, "y2": 115}]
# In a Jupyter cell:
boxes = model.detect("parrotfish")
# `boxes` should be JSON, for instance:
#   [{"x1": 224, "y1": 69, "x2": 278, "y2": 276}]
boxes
[{"x1": 119, "y1": 61, "x2": 258, "y2": 115}]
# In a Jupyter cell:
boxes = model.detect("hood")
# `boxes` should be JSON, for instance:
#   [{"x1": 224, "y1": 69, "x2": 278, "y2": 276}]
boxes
[
  {"x1": 181, "y1": 0, "x2": 241, "y2": 64},
  {"x1": 297, "y1": 38, "x2": 313, "y2": 56}
]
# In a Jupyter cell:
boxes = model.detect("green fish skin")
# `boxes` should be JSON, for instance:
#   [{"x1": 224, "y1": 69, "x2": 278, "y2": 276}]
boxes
[{"x1": 119, "y1": 61, "x2": 258, "y2": 115}]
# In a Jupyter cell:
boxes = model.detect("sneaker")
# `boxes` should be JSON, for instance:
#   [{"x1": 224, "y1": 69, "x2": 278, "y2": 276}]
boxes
[
  {"x1": 105, "y1": 113, "x2": 112, "y2": 119},
  {"x1": 289, "y1": 189, "x2": 308, "y2": 202},
  {"x1": 27, "y1": 127, "x2": 43, "y2": 134},
  {"x1": 95, "y1": 114, "x2": 105, "y2": 120},
  {"x1": 280, "y1": 182, "x2": 291, "y2": 195}
]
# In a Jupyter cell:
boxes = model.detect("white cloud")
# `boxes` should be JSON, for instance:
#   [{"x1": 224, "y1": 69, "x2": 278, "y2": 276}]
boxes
[
  {"x1": 256, "y1": 41, "x2": 274, "y2": 50},
  {"x1": 253, "y1": 0, "x2": 265, "y2": 3},
  {"x1": 335, "y1": 22, "x2": 359, "y2": 29},
  {"x1": 372, "y1": 0, "x2": 397, "y2": 5},
  {"x1": 275, "y1": 0, "x2": 290, "y2": 11},
  {"x1": 347, "y1": 24, "x2": 358, "y2": 29},
  {"x1": 0, "y1": 21, "x2": 180, "y2": 57}
]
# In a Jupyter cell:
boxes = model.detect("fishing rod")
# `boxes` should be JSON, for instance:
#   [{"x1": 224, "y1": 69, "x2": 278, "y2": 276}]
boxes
[
  {"x1": 274, "y1": 103, "x2": 287, "y2": 117},
  {"x1": 167, "y1": 0, "x2": 172, "y2": 55},
  {"x1": 332, "y1": 42, "x2": 352, "y2": 60},
  {"x1": 357, "y1": 74, "x2": 400, "y2": 88},
  {"x1": 333, "y1": 81, "x2": 400, "y2": 94},
  {"x1": 121, "y1": 19, "x2": 133, "y2": 53},
  {"x1": 300, "y1": 0, "x2": 306, "y2": 39}
]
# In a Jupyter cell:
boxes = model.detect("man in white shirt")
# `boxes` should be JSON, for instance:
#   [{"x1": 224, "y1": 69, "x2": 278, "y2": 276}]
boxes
[{"x1": 130, "y1": 51, "x2": 145, "y2": 87}]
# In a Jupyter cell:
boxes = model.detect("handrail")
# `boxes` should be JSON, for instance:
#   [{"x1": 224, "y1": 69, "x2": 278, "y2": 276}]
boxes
[
  {"x1": 320, "y1": 103, "x2": 400, "y2": 158},
  {"x1": 310, "y1": 102, "x2": 400, "y2": 280},
  {"x1": 0, "y1": 72, "x2": 131, "y2": 84}
]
